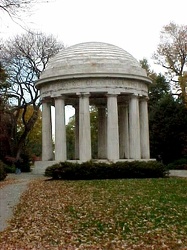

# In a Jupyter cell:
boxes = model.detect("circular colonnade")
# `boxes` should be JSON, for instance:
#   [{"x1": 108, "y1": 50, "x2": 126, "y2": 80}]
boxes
[{"x1": 34, "y1": 42, "x2": 152, "y2": 173}]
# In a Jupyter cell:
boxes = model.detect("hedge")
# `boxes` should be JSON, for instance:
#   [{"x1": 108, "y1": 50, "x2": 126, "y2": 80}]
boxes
[
  {"x1": 167, "y1": 157, "x2": 187, "y2": 170},
  {"x1": 45, "y1": 161, "x2": 168, "y2": 180}
]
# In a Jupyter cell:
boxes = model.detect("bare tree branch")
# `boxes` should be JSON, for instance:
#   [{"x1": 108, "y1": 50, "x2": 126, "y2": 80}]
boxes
[{"x1": 0, "y1": 0, "x2": 50, "y2": 18}]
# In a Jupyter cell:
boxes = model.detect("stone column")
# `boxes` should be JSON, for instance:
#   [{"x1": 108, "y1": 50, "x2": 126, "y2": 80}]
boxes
[
  {"x1": 55, "y1": 96, "x2": 66, "y2": 161},
  {"x1": 118, "y1": 104, "x2": 129, "y2": 159},
  {"x1": 79, "y1": 93, "x2": 91, "y2": 161},
  {"x1": 98, "y1": 106, "x2": 107, "y2": 159},
  {"x1": 129, "y1": 95, "x2": 141, "y2": 159},
  {"x1": 107, "y1": 94, "x2": 119, "y2": 161},
  {"x1": 74, "y1": 105, "x2": 79, "y2": 160},
  {"x1": 42, "y1": 100, "x2": 53, "y2": 161},
  {"x1": 139, "y1": 97, "x2": 150, "y2": 159}
]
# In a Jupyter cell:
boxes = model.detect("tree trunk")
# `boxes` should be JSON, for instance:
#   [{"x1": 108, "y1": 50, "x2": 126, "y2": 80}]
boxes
[{"x1": 15, "y1": 106, "x2": 40, "y2": 160}]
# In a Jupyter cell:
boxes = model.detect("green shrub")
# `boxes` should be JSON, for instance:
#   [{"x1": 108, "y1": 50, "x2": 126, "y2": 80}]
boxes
[
  {"x1": 168, "y1": 157, "x2": 187, "y2": 170},
  {"x1": 45, "y1": 161, "x2": 168, "y2": 180},
  {"x1": 0, "y1": 160, "x2": 7, "y2": 181},
  {"x1": 4, "y1": 164, "x2": 16, "y2": 173}
]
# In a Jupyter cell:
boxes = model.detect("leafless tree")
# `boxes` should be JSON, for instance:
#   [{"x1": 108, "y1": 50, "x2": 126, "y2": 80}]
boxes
[
  {"x1": 0, "y1": 0, "x2": 52, "y2": 31},
  {"x1": 0, "y1": 30, "x2": 64, "y2": 159},
  {"x1": 0, "y1": 0, "x2": 48, "y2": 18}
]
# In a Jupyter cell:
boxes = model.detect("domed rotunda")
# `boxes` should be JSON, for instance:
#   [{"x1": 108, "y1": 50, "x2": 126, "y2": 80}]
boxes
[{"x1": 35, "y1": 42, "x2": 152, "y2": 172}]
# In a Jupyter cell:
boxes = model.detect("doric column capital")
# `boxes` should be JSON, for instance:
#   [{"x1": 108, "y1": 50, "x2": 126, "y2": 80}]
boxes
[
  {"x1": 106, "y1": 93, "x2": 118, "y2": 98},
  {"x1": 42, "y1": 97, "x2": 53, "y2": 104},
  {"x1": 54, "y1": 95, "x2": 65, "y2": 100},
  {"x1": 106, "y1": 89, "x2": 120, "y2": 96},
  {"x1": 139, "y1": 96, "x2": 149, "y2": 102},
  {"x1": 130, "y1": 93, "x2": 139, "y2": 99},
  {"x1": 76, "y1": 92, "x2": 90, "y2": 98}
]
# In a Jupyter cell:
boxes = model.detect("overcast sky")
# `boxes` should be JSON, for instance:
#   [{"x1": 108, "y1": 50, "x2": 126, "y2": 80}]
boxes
[{"x1": 1, "y1": 0, "x2": 187, "y2": 69}]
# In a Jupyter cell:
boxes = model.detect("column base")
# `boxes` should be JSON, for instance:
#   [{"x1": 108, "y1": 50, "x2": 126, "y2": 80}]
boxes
[
  {"x1": 32, "y1": 159, "x2": 156, "y2": 175},
  {"x1": 32, "y1": 161, "x2": 58, "y2": 175},
  {"x1": 91, "y1": 158, "x2": 156, "y2": 163},
  {"x1": 52, "y1": 159, "x2": 155, "y2": 164}
]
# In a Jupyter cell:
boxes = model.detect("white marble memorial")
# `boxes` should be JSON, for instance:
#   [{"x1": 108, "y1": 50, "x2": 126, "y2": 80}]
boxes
[{"x1": 33, "y1": 42, "x2": 152, "y2": 174}]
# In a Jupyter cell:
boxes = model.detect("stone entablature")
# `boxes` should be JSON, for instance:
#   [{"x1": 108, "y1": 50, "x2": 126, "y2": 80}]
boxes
[{"x1": 40, "y1": 78, "x2": 150, "y2": 100}]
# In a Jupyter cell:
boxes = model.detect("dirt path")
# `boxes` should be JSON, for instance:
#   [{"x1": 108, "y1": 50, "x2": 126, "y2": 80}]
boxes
[{"x1": 0, "y1": 173, "x2": 46, "y2": 232}]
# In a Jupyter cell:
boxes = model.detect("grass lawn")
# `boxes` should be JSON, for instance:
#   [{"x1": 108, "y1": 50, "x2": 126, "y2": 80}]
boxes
[{"x1": 0, "y1": 177, "x2": 187, "y2": 249}]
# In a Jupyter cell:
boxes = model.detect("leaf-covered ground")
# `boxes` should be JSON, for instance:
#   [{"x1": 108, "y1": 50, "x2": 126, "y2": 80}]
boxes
[
  {"x1": 0, "y1": 178, "x2": 18, "y2": 189},
  {"x1": 0, "y1": 178, "x2": 187, "y2": 249}
]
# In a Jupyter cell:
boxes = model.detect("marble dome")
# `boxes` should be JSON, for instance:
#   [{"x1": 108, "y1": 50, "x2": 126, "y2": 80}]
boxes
[{"x1": 36, "y1": 42, "x2": 150, "y2": 88}]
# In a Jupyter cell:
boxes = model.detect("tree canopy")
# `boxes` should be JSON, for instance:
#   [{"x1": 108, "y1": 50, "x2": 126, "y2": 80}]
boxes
[
  {"x1": 149, "y1": 94, "x2": 187, "y2": 164},
  {"x1": 153, "y1": 22, "x2": 187, "y2": 105},
  {"x1": 0, "y1": 31, "x2": 64, "y2": 161},
  {"x1": 141, "y1": 57, "x2": 187, "y2": 164}
]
